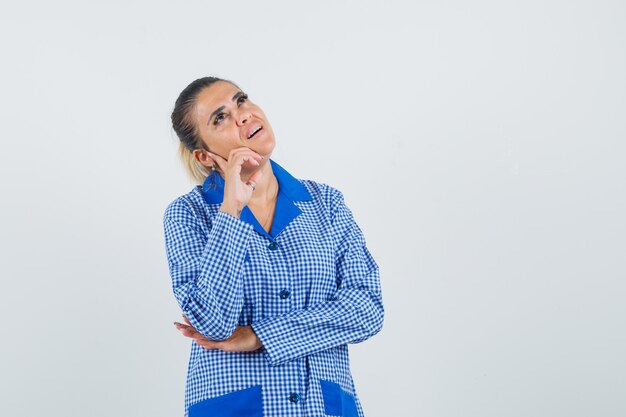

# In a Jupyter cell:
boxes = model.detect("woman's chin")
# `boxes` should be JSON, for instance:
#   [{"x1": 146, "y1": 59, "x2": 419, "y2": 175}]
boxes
[{"x1": 251, "y1": 139, "x2": 276, "y2": 158}]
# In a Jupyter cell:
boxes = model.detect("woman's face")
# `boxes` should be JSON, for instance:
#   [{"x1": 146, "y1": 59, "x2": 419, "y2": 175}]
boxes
[{"x1": 192, "y1": 81, "x2": 276, "y2": 165}]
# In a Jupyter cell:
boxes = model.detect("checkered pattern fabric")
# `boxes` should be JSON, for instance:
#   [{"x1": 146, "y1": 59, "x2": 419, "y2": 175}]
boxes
[{"x1": 163, "y1": 158, "x2": 384, "y2": 417}]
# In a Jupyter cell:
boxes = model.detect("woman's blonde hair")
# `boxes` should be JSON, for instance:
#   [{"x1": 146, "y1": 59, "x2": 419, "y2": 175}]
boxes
[{"x1": 171, "y1": 76, "x2": 240, "y2": 184}]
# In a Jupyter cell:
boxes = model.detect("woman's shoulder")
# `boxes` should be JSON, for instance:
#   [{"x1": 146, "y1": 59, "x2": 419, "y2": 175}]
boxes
[
  {"x1": 163, "y1": 185, "x2": 207, "y2": 225},
  {"x1": 299, "y1": 178, "x2": 347, "y2": 214},
  {"x1": 162, "y1": 178, "x2": 348, "y2": 224}
]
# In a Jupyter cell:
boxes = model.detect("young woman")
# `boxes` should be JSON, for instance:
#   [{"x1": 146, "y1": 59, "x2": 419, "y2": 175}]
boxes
[{"x1": 163, "y1": 76, "x2": 384, "y2": 417}]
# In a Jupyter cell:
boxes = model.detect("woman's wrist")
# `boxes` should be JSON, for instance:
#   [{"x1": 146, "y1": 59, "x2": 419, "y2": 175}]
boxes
[{"x1": 219, "y1": 203, "x2": 243, "y2": 218}]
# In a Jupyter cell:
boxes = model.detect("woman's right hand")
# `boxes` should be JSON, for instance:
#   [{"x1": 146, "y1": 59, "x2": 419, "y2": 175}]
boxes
[{"x1": 207, "y1": 148, "x2": 264, "y2": 218}]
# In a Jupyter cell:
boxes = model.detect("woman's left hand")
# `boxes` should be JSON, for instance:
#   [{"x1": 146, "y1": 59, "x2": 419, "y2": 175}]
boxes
[{"x1": 173, "y1": 315, "x2": 263, "y2": 352}]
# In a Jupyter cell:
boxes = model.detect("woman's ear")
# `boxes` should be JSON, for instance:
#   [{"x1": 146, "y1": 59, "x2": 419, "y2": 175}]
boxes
[{"x1": 192, "y1": 148, "x2": 215, "y2": 169}]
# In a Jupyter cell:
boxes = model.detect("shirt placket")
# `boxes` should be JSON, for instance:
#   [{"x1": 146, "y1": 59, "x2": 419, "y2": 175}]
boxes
[{"x1": 265, "y1": 232, "x2": 308, "y2": 415}]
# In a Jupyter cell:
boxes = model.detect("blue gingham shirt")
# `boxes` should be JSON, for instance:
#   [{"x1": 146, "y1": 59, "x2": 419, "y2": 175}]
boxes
[{"x1": 163, "y1": 158, "x2": 384, "y2": 417}]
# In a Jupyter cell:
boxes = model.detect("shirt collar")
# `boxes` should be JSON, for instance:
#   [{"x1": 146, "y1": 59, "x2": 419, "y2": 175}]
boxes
[
  {"x1": 201, "y1": 158, "x2": 311, "y2": 203},
  {"x1": 201, "y1": 158, "x2": 312, "y2": 239}
]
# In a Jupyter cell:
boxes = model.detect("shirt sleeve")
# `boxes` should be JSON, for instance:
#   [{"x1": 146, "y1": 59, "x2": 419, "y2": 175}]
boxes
[
  {"x1": 163, "y1": 199, "x2": 254, "y2": 341},
  {"x1": 250, "y1": 188, "x2": 384, "y2": 366}
]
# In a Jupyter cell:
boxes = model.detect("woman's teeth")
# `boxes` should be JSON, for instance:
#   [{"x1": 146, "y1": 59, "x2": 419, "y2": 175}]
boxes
[{"x1": 248, "y1": 127, "x2": 262, "y2": 139}]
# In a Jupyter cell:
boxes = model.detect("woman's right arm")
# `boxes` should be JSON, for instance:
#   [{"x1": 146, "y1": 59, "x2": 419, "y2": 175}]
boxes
[
  {"x1": 164, "y1": 148, "x2": 263, "y2": 341},
  {"x1": 163, "y1": 199, "x2": 254, "y2": 341}
]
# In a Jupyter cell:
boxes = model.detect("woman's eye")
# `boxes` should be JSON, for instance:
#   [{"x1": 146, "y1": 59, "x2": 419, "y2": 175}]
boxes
[{"x1": 213, "y1": 94, "x2": 248, "y2": 125}]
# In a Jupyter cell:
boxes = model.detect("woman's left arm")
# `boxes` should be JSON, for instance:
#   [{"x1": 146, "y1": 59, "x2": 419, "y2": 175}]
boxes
[{"x1": 250, "y1": 188, "x2": 384, "y2": 366}]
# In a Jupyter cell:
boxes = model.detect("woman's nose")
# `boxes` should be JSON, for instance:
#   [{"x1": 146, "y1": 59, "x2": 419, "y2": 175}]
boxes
[{"x1": 236, "y1": 111, "x2": 252, "y2": 126}]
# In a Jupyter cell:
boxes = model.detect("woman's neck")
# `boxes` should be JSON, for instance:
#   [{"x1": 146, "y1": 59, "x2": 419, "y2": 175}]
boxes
[{"x1": 244, "y1": 160, "x2": 278, "y2": 208}]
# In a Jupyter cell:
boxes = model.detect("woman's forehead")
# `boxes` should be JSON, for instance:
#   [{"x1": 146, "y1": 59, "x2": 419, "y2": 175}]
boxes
[
  {"x1": 194, "y1": 81, "x2": 242, "y2": 119},
  {"x1": 199, "y1": 82, "x2": 240, "y2": 105}
]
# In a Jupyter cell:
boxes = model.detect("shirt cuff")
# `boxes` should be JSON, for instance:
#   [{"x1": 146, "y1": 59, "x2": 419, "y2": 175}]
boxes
[{"x1": 251, "y1": 317, "x2": 288, "y2": 367}]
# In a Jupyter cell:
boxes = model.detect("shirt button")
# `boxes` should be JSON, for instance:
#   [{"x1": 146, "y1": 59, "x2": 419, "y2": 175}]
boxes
[
  {"x1": 289, "y1": 392, "x2": 301, "y2": 403},
  {"x1": 279, "y1": 289, "x2": 291, "y2": 299},
  {"x1": 268, "y1": 241, "x2": 279, "y2": 250}
]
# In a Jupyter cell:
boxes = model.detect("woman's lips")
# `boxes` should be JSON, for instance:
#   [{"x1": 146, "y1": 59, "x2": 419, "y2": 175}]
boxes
[{"x1": 247, "y1": 127, "x2": 263, "y2": 140}]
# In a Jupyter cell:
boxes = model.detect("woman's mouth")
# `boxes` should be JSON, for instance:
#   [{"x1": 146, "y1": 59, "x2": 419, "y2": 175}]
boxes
[{"x1": 247, "y1": 126, "x2": 263, "y2": 140}]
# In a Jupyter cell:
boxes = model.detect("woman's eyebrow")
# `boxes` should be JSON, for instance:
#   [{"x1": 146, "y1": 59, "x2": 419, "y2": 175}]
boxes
[{"x1": 207, "y1": 91, "x2": 246, "y2": 125}]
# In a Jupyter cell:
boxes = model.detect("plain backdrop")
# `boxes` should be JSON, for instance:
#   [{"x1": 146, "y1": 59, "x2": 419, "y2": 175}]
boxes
[{"x1": 1, "y1": 1, "x2": 625, "y2": 416}]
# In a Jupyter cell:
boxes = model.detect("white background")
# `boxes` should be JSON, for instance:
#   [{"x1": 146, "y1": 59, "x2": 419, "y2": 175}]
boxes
[{"x1": 1, "y1": 1, "x2": 625, "y2": 416}]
